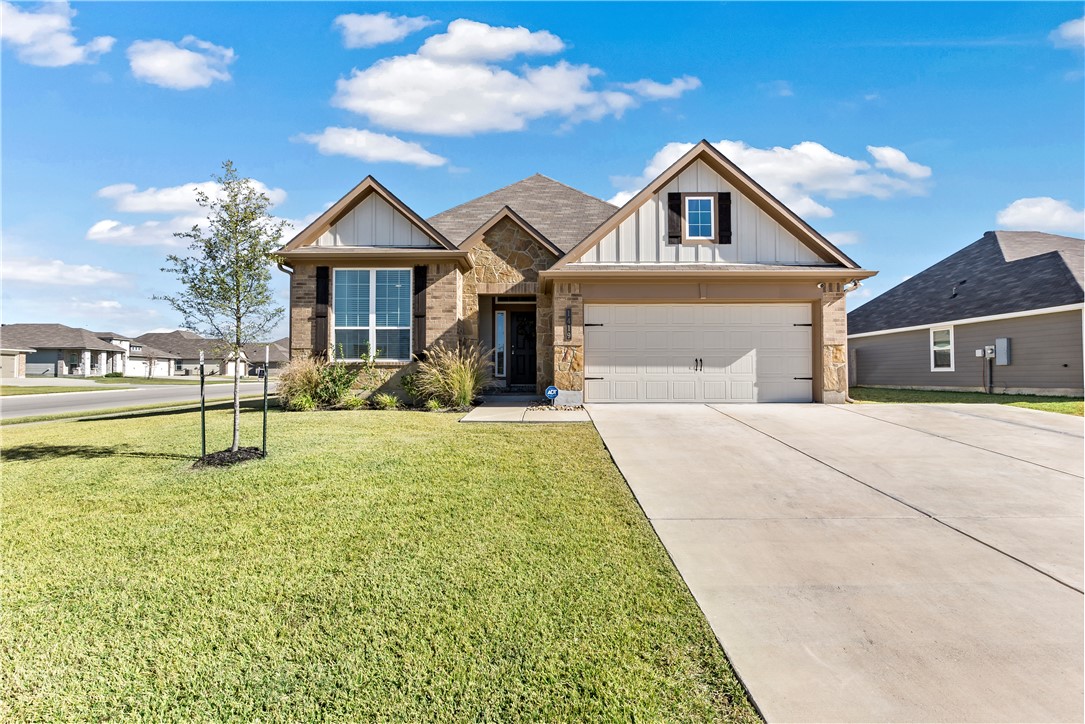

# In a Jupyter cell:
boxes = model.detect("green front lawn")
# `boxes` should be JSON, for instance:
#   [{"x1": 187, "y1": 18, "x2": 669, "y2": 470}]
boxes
[
  {"x1": 0, "y1": 385, "x2": 124, "y2": 396},
  {"x1": 1, "y1": 409, "x2": 757, "y2": 721},
  {"x1": 850, "y1": 386, "x2": 1084, "y2": 416}
]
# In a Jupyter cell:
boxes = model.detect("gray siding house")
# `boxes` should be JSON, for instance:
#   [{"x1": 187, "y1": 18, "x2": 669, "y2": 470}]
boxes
[
  {"x1": 848, "y1": 231, "x2": 1083, "y2": 396},
  {"x1": 0, "y1": 324, "x2": 128, "y2": 377}
]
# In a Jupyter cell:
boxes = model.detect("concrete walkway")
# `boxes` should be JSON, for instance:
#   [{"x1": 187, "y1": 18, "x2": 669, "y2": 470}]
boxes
[
  {"x1": 588, "y1": 403, "x2": 1083, "y2": 723},
  {"x1": 461, "y1": 395, "x2": 590, "y2": 423}
]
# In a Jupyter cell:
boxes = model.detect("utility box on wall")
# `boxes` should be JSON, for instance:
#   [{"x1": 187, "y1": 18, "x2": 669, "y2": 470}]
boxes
[{"x1": 995, "y1": 337, "x2": 1011, "y2": 366}]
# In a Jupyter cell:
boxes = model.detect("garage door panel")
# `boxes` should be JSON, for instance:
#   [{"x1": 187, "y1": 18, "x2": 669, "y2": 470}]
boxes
[{"x1": 584, "y1": 303, "x2": 813, "y2": 403}]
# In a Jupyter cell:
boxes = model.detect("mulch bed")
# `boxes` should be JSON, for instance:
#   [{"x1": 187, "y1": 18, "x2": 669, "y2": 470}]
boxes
[{"x1": 193, "y1": 446, "x2": 264, "y2": 468}]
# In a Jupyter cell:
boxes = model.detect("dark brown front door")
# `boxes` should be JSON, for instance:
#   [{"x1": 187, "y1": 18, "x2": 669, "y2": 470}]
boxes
[{"x1": 509, "y1": 310, "x2": 537, "y2": 386}]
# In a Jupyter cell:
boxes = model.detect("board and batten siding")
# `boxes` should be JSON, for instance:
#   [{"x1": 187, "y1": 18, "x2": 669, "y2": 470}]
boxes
[
  {"x1": 572, "y1": 158, "x2": 824, "y2": 265},
  {"x1": 850, "y1": 309, "x2": 1084, "y2": 394},
  {"x1": 315, "y1": 193, "x2": 438, "y2": 248}
]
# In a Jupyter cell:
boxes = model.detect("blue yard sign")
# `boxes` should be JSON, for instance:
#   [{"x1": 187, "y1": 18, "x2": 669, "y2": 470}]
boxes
[{"x1": 545, "y1": 385, "x2": 559, "y2": 400}]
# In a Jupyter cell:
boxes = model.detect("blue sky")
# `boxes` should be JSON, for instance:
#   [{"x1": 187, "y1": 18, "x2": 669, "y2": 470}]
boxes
[{"x1": 3, "y1": 1, "x2": 1083, "y2": 339}]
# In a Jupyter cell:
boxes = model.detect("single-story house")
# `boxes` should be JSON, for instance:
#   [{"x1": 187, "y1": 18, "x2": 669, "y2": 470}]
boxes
[
  {"x1": 848, "y1": 230, "x2": 1084, "y2": 396},
  {"x1": 243, "y1": 337, "x2": 289, "y2": 376},
  {"x1": 0, "y1": 324, "x2": 128, "y2": 377},
  {"x1": 280, "y1": 142, "x2": 874, "y2": 404},
  {"x1": 93, "y1": 332, "x2": 179, "y2": 378},
  {"x1": 134, "y1": 331, "x2": 243, "y2": 377}
]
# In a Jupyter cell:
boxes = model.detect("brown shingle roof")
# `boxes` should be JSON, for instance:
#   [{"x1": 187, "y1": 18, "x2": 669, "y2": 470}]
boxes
[
  {"x1": 427, "y1": 174, "x2": 617, "y2": 253},
  {"x1": 134, "y1": 331, "x2": 229, "y2": 360},
  {"x1": 0, "y1": 324, "x2": 126, "y2": 353},
  {"x1": 242, "y1": 337, "x2": 289, "y2": 364}
]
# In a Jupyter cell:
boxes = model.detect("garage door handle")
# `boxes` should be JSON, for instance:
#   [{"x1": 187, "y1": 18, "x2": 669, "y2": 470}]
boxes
[
  {"x1": 793, "y1": 323, "x2": 813, "y2": 327},
  {"x1": 585, "y1": 376, "x2": 604, "y2": 381},
  {"x1": 793, "y1": 376, "x2": 813, "y2": 380}
]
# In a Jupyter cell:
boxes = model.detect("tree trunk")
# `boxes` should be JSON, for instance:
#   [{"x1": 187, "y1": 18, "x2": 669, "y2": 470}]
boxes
[{"x1": 232, "y1": 354, "x2": 241, "y2": 452}]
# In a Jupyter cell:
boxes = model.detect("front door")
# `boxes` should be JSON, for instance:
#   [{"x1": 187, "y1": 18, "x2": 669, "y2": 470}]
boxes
[{"x1": 509, "y1": 310, "x2": 537, "y2": 386}]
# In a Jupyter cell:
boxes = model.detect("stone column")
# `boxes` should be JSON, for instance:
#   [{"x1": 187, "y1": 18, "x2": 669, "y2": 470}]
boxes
[
  {"x1": 535, "y1": 290, "x2": 553, "y2": 395},
  {"x1": 821, "y1": 281, "x2": 848, "y2": 403},
  {"x1": 81, "y1": 350, "x2": 92, "y2": 377},
  {"x1": 551, "y1": 282, "x2": 584, "y2": 405}
]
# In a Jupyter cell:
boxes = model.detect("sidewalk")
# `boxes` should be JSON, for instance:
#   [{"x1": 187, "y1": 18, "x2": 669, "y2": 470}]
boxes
[{"x1": 460, "y1": 395, "x2": 590, "y2": 423}]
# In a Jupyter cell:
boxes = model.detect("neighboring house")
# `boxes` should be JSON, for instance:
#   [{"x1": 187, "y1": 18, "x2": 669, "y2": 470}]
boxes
[
  {"x1": 135, "y1": 330, "x2": 243, "y2": 376},
  {"x1": 279, "y1": 141, "x2": 874, "y2": 404},
  {"x1": 0, "y1": 345, "x2": 35, "y2": 379},
  {"x1": 243, "y1": 337, "x2": 289, "y2": 376},
  {"x1": 848, "y1": 231, "x2": 1084, "y2": 396},
  {"x1": 94, "y1": 332, "x2": 178, "y2": 378},
  {"x1": 0, "y1": 324, "x2": 128, "y2": 377}
]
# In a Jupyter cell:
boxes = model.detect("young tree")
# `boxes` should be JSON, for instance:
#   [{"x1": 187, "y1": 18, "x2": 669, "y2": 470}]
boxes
[{"x1": 158, "y1": 161, "x2": 287, "y2": 453}]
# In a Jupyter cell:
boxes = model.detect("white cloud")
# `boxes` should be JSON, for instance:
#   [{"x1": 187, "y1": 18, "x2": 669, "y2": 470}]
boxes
[
  {"x1": 85, "y1": 216, "x2": 203, "y2": 247},
  {"x1": 334, "y1": 12, "x2": 436, "y2": 48},
  {"x1": 867, "y1": 145, "x2": 932, "y2": 179},
  {"x1": 127, "y1": 35, "x2": 235, "y2": 90},
  {"x1": 1050, "y1": 16, "x2": 1084, "y2": 49},
  {"x1": 825, "y1": 231, "x2": 862, "y2": 246},
  {"x1": 760, "y1": 80, "x2": 794, "y2": 97},
  {"x1": 620, "y1": 75, "x2": 701, "y2": 100},
  {"x1": 1, "y1": 257, "x2": 126, "y2": 285},
  {"x1": 996, "y1": 197, "x2": 1085, "y2": 235},
  {"x1": 418, "y1": 19, "x2": 563, "y2": 61},
  {"x1": 97, "y1": 180, "x2": 287, "y2": 214},
  {"x1": 608, "y1": 140, "x2": 932, "y2": 218},
  {"x1": 293, "y1": 127, "x2": 447, "y2": 167},
  {"x1": 0, "y1": 1, "x2": 114, "y2": 66},
  {"x1": 331, "y1": 19, "x2": 688, "y2": 136}
]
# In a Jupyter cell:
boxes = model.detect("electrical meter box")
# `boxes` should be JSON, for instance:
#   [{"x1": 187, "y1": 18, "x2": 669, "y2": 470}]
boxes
[{"x1": 995, "y1": 337, "x2": 1011, "y2": 366}]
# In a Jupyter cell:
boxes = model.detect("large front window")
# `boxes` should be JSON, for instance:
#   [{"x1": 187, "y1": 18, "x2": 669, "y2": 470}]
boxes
[{"x1": 333, "y1": 269, "x2": 412, "y2": 361}]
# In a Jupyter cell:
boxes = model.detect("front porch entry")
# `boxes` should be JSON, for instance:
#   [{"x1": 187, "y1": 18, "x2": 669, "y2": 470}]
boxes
[{"x1": 488, "y1": 296, "x2": 537, "y2": 391}]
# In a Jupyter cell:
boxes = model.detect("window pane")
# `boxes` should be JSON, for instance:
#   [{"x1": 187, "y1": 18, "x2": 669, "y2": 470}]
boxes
[
  {"x1": 495, "y1": 311, "x2": 506, "y2": 377},
  {"x1": 375, "y1": 329, "x2": 411, "y2": 360},
  {"x1": 933, "y1": 349, "x2": 952, "y2": 368},
  {"x1": 376, "y1": 270, "x2": 411, "y2": 327},
  {"x1": 686, "y1": 198, "x2": 713, "y2": 238},
  {"x1": 932, "y1": 329, "x2": 951, "y2": 347},
  {"x1": 334, "y1": 270, "x2": 369, "y2": 327},
  {"x1": 335, "y1": 329, "x2": 370, "y2": 359}
]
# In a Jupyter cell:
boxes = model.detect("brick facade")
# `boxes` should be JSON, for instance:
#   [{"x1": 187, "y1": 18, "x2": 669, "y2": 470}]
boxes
[{"x1": 289, "y1": 264, "x2": 319, "y2": 359}]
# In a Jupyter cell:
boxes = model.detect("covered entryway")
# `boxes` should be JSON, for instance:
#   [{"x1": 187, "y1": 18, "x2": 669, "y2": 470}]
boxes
[{"x1": 583, "y1": 303, "x2": 813, "y2": 403}]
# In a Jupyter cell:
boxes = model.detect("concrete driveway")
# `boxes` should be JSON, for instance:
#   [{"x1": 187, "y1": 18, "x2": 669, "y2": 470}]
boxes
[{"x1": 588, "y1": 403, "x2": 1083, "y2": 723}]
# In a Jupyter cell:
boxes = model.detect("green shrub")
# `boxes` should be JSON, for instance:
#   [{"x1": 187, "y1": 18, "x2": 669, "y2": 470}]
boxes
[
  {"x1": 337, "y1": 395, "x2": 367, "y2": 410},
  {"x1": 399, "y1": 372, "x2": 422, "y2": 403},
  {"x1": 103, "y1": 372, "x2": 124, "y2": 378},
  {"x1": 424, "y1": 398, "x2": 442, "y2": 412},
  {"x1": 371, "y1": 392, "x2": 401, "y2": 410},
  {"x1": 286, "y1": 392, "x2": 315, "y2": 411},
  {"x1": 278, "y1": 356, "x2": 360, "y2": 410},
  {"x1": 414, "y1": 342, "x2": 492, "y2": 408}
]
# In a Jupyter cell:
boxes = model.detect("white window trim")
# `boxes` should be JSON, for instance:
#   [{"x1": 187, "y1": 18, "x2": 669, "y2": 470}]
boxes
[
  {"x1": 331, "y1": 268, "x2": 413, "y2": 363},
  {"x1": 494, "y1": 310, "x2": 506, "y2": 378},
  {"x1": 684, "y1": 195, "x2": 715, "y2": 241},
  {"x1": 930, "y1": 325, "x2": 955, "y2": 372}
]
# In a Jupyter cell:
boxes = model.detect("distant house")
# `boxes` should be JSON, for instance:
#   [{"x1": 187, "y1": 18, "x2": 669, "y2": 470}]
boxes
[
  {"x1": 848, "y1": 231, "x2": 1084, "y2": 396},
  {"x1": 243, "y1": 337, "x2": 289, "y2": 376},
  {"x1": 134, "y1": 330, "x2": 244, "y2": 376},
  {"x1": 94, "y1": 332, "x2": 179, "y2": 378},
  {"x1": 0, "y1": 344, "x2": 35, "y2": 379},
  {"x1": 0, "y1": 324, "x2": 128, "y2": 377}
]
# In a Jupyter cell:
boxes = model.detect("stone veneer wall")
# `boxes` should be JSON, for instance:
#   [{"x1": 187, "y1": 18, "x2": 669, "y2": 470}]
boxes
[
  {"x1": 460, "y1": 217, "x2": 558, "y2": 393},
  {"x1": 821, "y1": 281, "x2": 848, "y2": 403},
  {"x1": 551, "y1": 282, "x2": 584, "y2": 404}
]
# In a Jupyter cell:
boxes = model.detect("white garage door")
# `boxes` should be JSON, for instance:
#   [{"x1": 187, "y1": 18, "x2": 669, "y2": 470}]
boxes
[{"x1": 584, "y1": 303, "x2": 813, "y2": 403}]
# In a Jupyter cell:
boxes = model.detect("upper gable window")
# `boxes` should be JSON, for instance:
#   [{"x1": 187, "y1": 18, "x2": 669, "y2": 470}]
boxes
[{"x1": 685, "y1": 197, "x2": 714, "y2": 240}]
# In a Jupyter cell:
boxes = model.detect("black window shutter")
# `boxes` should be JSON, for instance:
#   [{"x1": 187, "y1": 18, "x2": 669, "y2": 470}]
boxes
[
  {"x1": 412, "y1": 265, "x2": 428, "y2": 358},
  {"x1": 667, "y1": 193, "x2": 682, "y2": 245},
  {"x1": 717, "y1": 192, "x2": 732, "y2": 245},
  {"x1": 314, "y1": 266, "x2": 329, "y2": 356}
]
